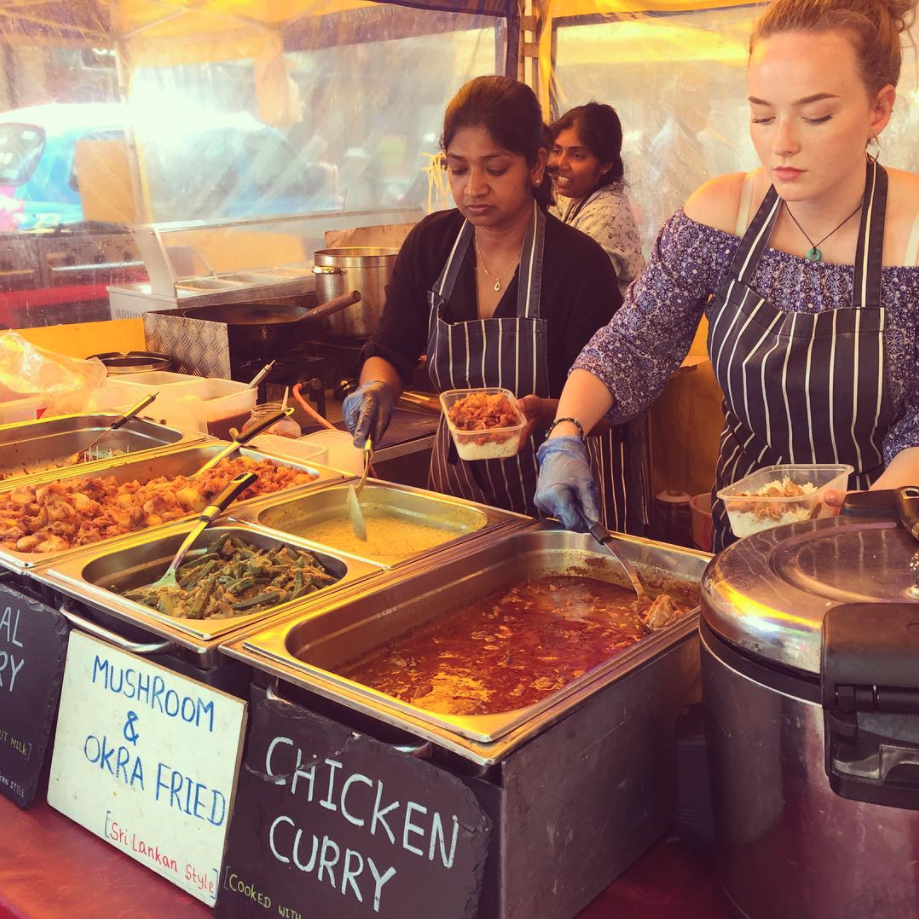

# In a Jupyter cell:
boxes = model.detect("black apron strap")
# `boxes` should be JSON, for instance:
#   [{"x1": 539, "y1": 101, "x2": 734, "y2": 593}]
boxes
[
  {"x1": 726, "y1": 185, "x2": 783, "y2": 286},
  {"x1": 852, "y1": 157, "x2": 887, "y2": 310}
]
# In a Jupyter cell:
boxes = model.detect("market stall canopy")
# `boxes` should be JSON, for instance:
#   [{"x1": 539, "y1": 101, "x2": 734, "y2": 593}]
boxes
[{"x1": 0, "y1": 0, "x2": 110, "y2": 43}]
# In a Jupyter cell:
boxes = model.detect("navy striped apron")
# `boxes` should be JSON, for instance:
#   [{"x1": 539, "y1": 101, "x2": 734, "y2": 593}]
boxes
[
  {"x1": 555, "y1": 200, "x2": 649, "y2": 535},
  {"x1": 426, "y1": 202, "x2": 547, "y2": 515},
  {"x1": 708, "y1": 158, "x2": 896, "y2": 551}
]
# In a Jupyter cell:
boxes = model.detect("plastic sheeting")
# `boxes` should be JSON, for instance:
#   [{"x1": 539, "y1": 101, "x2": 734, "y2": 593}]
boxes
[
  {"x1": 546, "y1": 4, "x2": 919, "y2": 251},
  {"x1": 0, "y1": 2, "x2": 506, "y2": 230}
]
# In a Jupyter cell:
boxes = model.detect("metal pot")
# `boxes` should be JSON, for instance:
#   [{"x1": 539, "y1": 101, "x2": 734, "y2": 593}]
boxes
[
  {"x1": 701, "y1": 488, "x2": 919, "y2": 919},
  {"x1": 312, "y1": 247, "x2": 399, "y2": 338}
]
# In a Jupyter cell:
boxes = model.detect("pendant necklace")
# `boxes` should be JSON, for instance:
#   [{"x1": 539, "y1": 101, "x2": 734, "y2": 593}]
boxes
[
  {"x1": 783, "y1": 200, "x2": 863, "y2": 263},
  {"x1": 474, "y1": 235, "x2": 520, "y2": 292}
]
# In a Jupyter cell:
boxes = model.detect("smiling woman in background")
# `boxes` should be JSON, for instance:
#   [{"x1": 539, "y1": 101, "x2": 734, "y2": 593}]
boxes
[
  {"x1": 549, "y1": 103, "x2": 645, "y2": 297},
  {"x1": 536, "y1": 0, "x2": 919, "y2": 551}
]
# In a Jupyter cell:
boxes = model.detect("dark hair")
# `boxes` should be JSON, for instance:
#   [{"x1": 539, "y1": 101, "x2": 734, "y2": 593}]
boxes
[
  {"x1": 550, "y1": 103, "x2": 625, "y2": 189},
  {"x1": 752, "y1": 0, "x2": 918, "y2": 95},
  {"x1": 441, "y1": 76, "x2": 552, "y2": 208}
]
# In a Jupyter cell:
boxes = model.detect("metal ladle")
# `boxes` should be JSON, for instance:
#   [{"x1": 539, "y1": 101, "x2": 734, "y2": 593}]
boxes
[
  {"x1": 580, "y1": 515, "x2": 650, "y2": 603},
  {"x1": 347, "y1": 437, "x2": 373, "y2": 541}
]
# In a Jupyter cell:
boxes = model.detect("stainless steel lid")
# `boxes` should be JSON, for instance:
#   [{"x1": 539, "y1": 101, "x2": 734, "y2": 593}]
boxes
[{"x1": 702, "y1": 507, "x2": 919, "y2": 675}]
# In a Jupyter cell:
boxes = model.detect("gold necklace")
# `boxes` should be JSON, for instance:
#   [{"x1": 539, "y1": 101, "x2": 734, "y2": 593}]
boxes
[{"x1": 474, "y1": 235, "x2": 520, "y2": 292}]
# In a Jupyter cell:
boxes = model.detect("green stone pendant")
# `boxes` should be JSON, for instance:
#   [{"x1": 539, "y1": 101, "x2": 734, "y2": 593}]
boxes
[{"x1": 807, "y1": 247, "x2": 822, "y2": 263}]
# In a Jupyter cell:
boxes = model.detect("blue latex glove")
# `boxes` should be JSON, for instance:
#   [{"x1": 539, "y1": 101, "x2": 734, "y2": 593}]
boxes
[
  {"x1": 342, "y1": 380, "x2": 395, "y2": 447},
  {"x1": 534, "y1": 435, "x2": 601, "y2": 532}
]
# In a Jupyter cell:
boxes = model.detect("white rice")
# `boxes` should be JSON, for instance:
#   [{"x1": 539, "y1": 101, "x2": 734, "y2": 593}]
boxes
[
  {"x1": 453, "y1": 436, "x2": 519, "y2": 461},
  {"x1": 727, "y1": 478, "x2": 818, "y2": 537}
]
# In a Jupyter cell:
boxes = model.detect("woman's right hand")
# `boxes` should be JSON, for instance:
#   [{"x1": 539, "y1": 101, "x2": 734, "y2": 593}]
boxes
[
  {"x1": 534, "y1": 435, "x2": 601, "y2": 531},
  {"x1": 342, "y1": 380, "x2": 395, "y2": 446}
]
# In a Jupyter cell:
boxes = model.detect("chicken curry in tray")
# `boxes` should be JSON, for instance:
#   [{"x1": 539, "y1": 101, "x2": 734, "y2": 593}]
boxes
[{"x1": 339, "y1": 574, "x2": 687, "y2": 717}]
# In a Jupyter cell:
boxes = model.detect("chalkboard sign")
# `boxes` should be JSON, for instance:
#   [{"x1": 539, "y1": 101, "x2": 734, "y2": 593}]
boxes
[
  {"x1": 47, "y1": 631, "x2": 248, "y2": 905},
  {"x1": 216, "y1": 695, "x2": 492, "y2": 919},
  {"x1": 0, "y1": 582, "x2": 69, "y2": 809}
]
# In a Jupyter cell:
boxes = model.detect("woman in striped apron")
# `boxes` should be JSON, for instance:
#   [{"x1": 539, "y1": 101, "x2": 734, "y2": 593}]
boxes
[
  {"x1": 548, "y1": 102, "x2": 650, "y2": 534},
  {"x1": 344, "y1": 76, "x2": 623, "y2": 517},
  {"x1": 533, "y1": 0, "x2": 919, "y2": 550}
]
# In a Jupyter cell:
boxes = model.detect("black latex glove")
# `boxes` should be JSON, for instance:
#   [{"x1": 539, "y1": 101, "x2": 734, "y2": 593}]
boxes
[{"x1": 342, "y1": 379, "x2": 395, "y2": 447}]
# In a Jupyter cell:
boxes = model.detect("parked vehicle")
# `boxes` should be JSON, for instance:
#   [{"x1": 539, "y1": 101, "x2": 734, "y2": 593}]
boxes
[{"x1": 0, "y1": 102, "x2": 340, "y2": 230}]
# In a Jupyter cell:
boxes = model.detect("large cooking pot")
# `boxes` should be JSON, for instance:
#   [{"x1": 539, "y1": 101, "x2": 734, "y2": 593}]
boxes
[
  {"x1": 701, "y1": 488, "x2": 919, "y2": 919},
  {"x1": 312, "y1": 247, "x2": 398, "y2": 338},
  {"x1": 182, "y1": 290, "x2": 360, "y2": 358}
]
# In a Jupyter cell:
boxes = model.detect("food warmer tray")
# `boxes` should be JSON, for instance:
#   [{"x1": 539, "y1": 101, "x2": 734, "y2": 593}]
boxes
[
  {"x1": 0, "y1": 443, "x2": 347, "y2": 571},
  {"x1": 227, "y1": 479, "x2": 527, "y2": 570},
  {"x1": 0, "y1": 412, "x2": 205, "y2": 485},
  {"x1": 221, "y1": 522, "x2": 711, "y2": 766},
  {"x1": 32, "y1": 522, "x2": 382, "y2": 667}
]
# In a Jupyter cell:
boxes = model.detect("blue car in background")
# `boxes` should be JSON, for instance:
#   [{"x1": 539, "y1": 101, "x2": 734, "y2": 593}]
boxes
[
  {"x1": 0, "y1": 103, "x2": 124, "y2": 230},
  {"x1": 0, "y1": 102, "x2": 339, "y2": 230}
]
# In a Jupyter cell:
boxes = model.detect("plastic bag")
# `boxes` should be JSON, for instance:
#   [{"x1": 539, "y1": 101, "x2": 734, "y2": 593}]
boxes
[{"x1": 0, "y1": 331, "x2": 107, "y2": 417}]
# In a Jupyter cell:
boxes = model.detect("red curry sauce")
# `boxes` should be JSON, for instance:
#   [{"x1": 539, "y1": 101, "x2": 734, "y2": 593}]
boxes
[{"x1": 340, "y1": 575, "x2": 645, "y2": 716}]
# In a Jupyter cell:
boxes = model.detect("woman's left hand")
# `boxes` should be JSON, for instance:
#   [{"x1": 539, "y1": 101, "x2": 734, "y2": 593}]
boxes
[
  {"x1": 516, "y1": 395, "x2": 554, "y2": 444},
  {"x1": 821, "y1": 488, "x2": 849, "y2": 515},
  {"x1": 517, "y1": 395, "x2": 549, "y2": 444}
]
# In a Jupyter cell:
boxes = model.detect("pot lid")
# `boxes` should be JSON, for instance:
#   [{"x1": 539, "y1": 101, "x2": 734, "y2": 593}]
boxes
[
  {"x1": 89, "y1": 351, "x2": 172, "y2": 373},
  {"x1": 702, "y1": 491, "x2": 919, "y2": 675}
]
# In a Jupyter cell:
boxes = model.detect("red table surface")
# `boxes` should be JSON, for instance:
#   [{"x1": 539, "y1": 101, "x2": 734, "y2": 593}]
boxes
[{"x1": 0, "y1": 797, "x2": 729, "y2": 919}]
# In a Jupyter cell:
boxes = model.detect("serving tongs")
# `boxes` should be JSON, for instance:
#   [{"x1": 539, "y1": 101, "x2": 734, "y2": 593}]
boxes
[
  {"x1": 144, "y1": 470, "x2": 257, "y2": 591},
  {"x1": 63, "y1": 393, "x2": 159, "y2": 466},
  {"x1": 192, "y1": 406, "x2": 293, "y2": 477},
  {"x1": 346, "y1": 437, "x2": 373, "y2": 541}
]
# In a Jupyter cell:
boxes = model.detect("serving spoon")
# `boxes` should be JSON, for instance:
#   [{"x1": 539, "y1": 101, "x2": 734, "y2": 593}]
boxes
[
  {"x1": 144, "y1": 470, "x2": 257, "y2": 592},
  {"x1": 63, "y1": 392, "x2": 159, "y2": 466},
  {"x1": 346, "y1": 437, "x2": 373, "y2": 541},
  {"x1": 192, "y1": 406, "x2": 292, "y2": 477},
  {"x1": 580, "y1": 515, "x2": 650, "y2": 603}
]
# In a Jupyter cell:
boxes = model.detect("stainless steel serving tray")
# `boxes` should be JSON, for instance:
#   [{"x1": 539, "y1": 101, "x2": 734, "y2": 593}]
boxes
[
  {"x1": 34, "y1": 522, "x2": 382, "y2": 660},
  {"x1": 0, "y1": 412, "x2": 204, "y2": 484},
  {"x1": 0, "y1": 443, "x2": 346, "y2": 571},
  {"x1": 222, "y1": 522, "x2": 712, "y2": 765},
  {"x1": 228, "y1": 479, "x2": 526, "y2": 569}
]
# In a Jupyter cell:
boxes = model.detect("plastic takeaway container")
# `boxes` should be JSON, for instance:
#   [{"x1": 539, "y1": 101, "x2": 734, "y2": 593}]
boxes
[
  {"x1": 297, "y1": 430, "x2": 363, "y2": 475},
  {"x1": 0, "y1": 393, "x2": 47, "y2": 425},
  {"x1": 439, "y1": 387, "x2": 527, "y2": 461},
  {"x1": 718, "y1": 463, "x2": 853, "y2": 539},
  {"x1": 248, "y1": 434, "x2": 328, "y2": 467}
]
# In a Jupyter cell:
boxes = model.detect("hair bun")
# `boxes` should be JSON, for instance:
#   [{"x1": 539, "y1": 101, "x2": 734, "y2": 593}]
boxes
[{"x1": 880, "y1": 0, "x2": 918, "y2": 32}]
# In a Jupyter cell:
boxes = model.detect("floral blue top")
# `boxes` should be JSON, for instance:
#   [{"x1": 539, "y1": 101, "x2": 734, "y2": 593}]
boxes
[{"x1": 573, "y1": 210, "x2": 919, "y2": 464}]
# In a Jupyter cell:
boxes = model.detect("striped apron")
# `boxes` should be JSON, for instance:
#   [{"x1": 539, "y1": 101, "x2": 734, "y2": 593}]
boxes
[
  {"x1": 556, "y1": 200, "x2": 649, "y2": 535},
  {"x1": 426, "y1": 202, "x2": 547, "y2": 515},
  {"x1": 708, "y1": 158, "x2": 896, "y2": 551}
]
